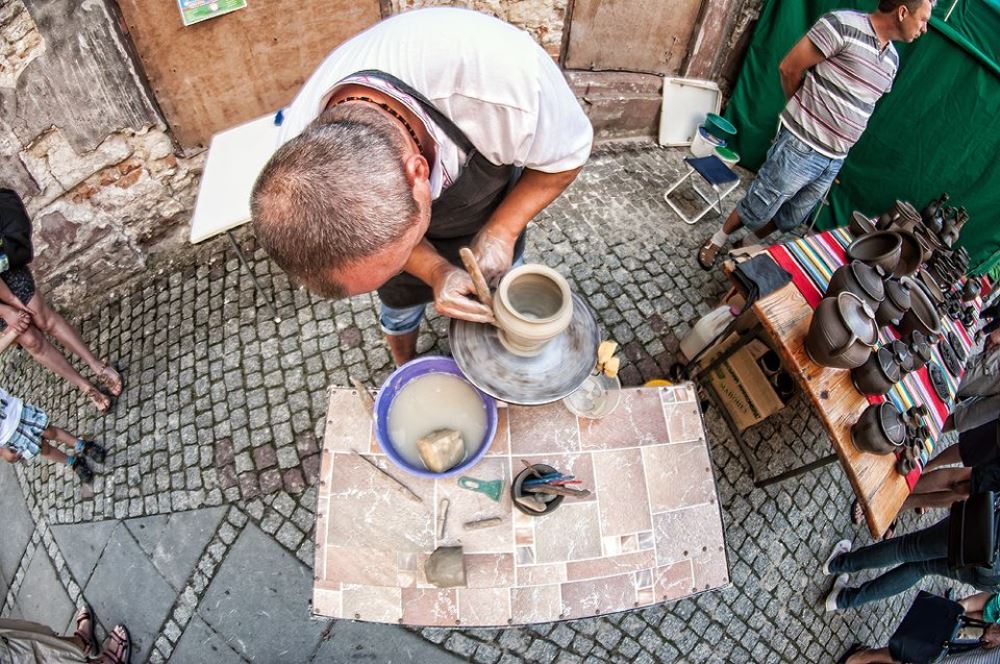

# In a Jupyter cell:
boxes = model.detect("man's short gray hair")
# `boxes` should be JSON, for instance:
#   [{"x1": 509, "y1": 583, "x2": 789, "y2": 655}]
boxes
[{"x1": 251, "y1": 104, "x2": 418, "y2": 296}]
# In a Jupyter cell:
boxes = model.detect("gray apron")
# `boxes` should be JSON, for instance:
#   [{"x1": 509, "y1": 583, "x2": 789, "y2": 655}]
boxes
[{"x1": 349, "y1": 70, "x2": 526, "y2": 309}]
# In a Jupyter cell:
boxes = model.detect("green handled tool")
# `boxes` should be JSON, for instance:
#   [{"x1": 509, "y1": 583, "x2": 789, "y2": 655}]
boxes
[{"x1": 458, "y1": 476, "x2": 503, "y2": 502}]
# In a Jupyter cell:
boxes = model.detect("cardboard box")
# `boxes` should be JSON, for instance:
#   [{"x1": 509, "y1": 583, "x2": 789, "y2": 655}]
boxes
[{"x1": 700, "y1": 334, "x2": 785, "y2": 431}]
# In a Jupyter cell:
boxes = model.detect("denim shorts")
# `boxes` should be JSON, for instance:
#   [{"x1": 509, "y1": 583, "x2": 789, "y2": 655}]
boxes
[
  {"x1": 380, "y1": 255, "x2": 525, "y2": 335},
  {"x1": 735, "y1": 128, "x2": 844, "y2": 232}
]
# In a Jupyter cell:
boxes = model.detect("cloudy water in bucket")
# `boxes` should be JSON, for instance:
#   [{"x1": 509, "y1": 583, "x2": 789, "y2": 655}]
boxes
[{"x1": 387, "y1": 373, "x2": 488, "y2": 469}]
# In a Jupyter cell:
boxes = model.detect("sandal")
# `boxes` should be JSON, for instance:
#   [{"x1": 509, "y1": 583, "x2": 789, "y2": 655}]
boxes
[
  {"x1": 79, "y1": 439, "x2": 107, "y2": 464},
  {"x1": 96, "y1": 363, "x2": 124, "y2": 397},
  {"x1": 697, "y1": 240, "x2": 722, "y2": 270},
  {"x1": 101, "y1": 624, "x2": 130, "y2": 664},
  {"x1": 85, "y1": 387, "x2": 111, "y2": 414},
  {"x1": 882, "y1": 519, "x2": 897, "y2": 541},
  {"x1": 73, "y1": 603, "x2": 96, "y2": 656},
  {"x1": 71, "y1": 457, "x2": 94, "y2": 484},
  {"x1": 850, "y1": 498, "x2": 864, "y2": 527}
]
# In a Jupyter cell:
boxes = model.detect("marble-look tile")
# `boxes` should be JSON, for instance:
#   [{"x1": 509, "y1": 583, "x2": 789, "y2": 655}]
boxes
[
  {"x1": 652, "y1": 504, "x2": 726, "y2": 567},
  {"x1": 579, "y1": 388, "x2": 668, "y2": 450},
  {"x1": 663, "y1": 399, "x2": 704, "y2": 444},
  {"x1": 643, "y1": 442, "x2": 715, "y2": 513},
  {"x1": 342, "y1": 585, "x2": 402, "y2": 622},
  {"x1": 516, "y1": 563, "x2": 567, "y2": 587},
  {"x1": 636, "y1": 587, "x2": 655, "y2": 606},
  {"x1": 565, "y1": 550, "x2": 656, "y2": 582},
  {"x1": 511, "y1": 585, "x2": 563, "y2": 624},
  {"x1": 485, "y1": 408, "x2": 510, "y2": 456},
  {"x1": 313, "y1": 507, "x2": 330, "y2": 574},
  {"x1": 326, "y1": 453, "x2": 434, "y2": 553},
  {"x1": 692, "y1": 546, "x2": 730, "y2": 591},
  {"x1": 518, "y1": 452, "x2": 596, "y2": 502},
  {"x1": 533, "y1": 502, "x2": 602, "y2": 563},
  {"x1": 324, "y1": 390, "x2": 375, "y2": 452},
  {"x1": 561, "y1": 573, "x2": 635, "y2": 618},
  {"x1": 592, "y1": 448, "x2": 652, "y2": 536},
  {"x1": 516, "y1": 546, "x2": 535, "y2": 565},
  {"x1": 465, "y1": 553, "x2": 515, "y2": 588},
  {"x1": 654, "y1": 560, "x2": 695, "y2": 601},
  {"x1": 402, "y1": 588, "x2": 459, "y2": 626},
  {"x1": 324, "y1": 545, "x2": 398, "y2": 586},
  {"x1": 515, "y1": 524, "x2": 534, "y2": 547},
  {"x1": 458, "y1": 587, "x2": 510, "y2": 626},
  {"x1": 620, "y1": 534, "x2": 637, "y2": 553},
  {"x1": 634, "y1": 568, "x2": 653, "y2": 589},
  {"x1": 313, "y1": 586, "x2": 342, "y2": 619},
  {"x1": 435, "y1": 457, "x2": 513, "y2": 553},
  {"x1": 508, "y1": 403, "x2": 580, "y2": 455}
]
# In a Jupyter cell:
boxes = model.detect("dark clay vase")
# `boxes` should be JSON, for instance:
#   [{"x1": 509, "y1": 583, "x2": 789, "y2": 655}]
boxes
[
  {"x1": 805, "y1": 292, "x2": 878, "y2": 369},
  {"x1": 875, "y1": 277, "x2": 912, "y2": 327},
  {"x1": 962, "y1": 280, "x2": 981, "y2": 303},
  {"x1": 826, "y1": 261, "x2": 886, "y2": 311},
  {"x1": 851, "y1": 346, "x2": 901, "y2": 396},
  {"x1": 852, "y1": 402, "x2": 906, "y2": 456},
  {"x1": 921, "y1": 193, "x2": 949, "y2": 230}
]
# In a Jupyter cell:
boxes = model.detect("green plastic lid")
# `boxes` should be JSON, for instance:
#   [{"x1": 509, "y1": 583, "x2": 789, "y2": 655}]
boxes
[
  {"x1": 714, "y1": 146, "x2": 740, "y2": 162},
  {"x1": 705, "y1": 112, "x2": 737, "y2": 137}
]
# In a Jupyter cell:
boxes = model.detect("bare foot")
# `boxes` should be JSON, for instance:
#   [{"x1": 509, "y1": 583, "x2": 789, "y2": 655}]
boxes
[{"x1": 85, "y1": 387, "x2": 111, "y2": 413}]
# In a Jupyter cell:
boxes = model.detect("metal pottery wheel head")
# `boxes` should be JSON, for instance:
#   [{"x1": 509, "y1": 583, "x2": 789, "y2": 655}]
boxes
[{"x1": 449, "y1": 291, "x2": 600, "y2": 405}]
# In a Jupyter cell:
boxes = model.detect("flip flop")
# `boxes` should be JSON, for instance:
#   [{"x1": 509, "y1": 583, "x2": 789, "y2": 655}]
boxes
[
  {"x1": 97, "y1": 363, "x2": 125, "y2": 398},
  {"x1": 850, "y1": 498, "x2": 864, "y2": 526},
  {"x1": 73, "y1": 603, "x2": 96, "y2": 656}
]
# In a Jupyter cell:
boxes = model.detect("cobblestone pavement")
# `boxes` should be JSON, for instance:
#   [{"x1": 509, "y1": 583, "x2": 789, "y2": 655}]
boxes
[{"x1": 2, "y1": 144, "x2": 959, "y2": 662}]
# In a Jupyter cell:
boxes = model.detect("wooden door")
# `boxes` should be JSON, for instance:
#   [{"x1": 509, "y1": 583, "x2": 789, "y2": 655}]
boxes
[
  {"x1": 565, "y1": 0, "x2": 705, "y2": 75},
  {"x1": 115, "y1": 0, "x2": 382, "y2": 149}
]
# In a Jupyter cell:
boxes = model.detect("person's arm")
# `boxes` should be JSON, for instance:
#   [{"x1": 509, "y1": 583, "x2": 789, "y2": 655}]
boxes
[
  {"x1": 778, "y1": 36, "x2": 828, "y2": 100},
  {"x1": 961, "y1": 592, "x2": 993, "y2": 615},
  {"x1": 403, "y1": 239, "x2": 494, "y2": 323},
  {"x1": 0, "y1": 327, "x2": 19, "y2": 354},
  {"x1": 470, "y1": 167, "x2": 583, "y2": 285}
]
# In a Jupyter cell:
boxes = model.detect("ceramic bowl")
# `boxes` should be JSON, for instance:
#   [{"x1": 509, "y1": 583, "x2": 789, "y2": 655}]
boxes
[
  {"x1": 846, "y1": 231, "x2": 903, "y2": 274},
  {"x1": 892, "y1": 230, "x2": 923, "y2": 277},
  {"x1": 898, "y1": 277, "x2": 943, "y2": 338},
  {"x1": 849, "y1": 211, "x2": 876, "y2": 236}
]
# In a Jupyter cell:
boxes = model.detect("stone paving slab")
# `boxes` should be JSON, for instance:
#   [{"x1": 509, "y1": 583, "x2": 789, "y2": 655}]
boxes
[
  {"x1": 198, "y1": 523, "x2": 329, "y2": 663},
  {"x1": 50, "y1": 520, "x2": 117, "y2": 588},
  {"x1": 12, "y1": 547, "x2": 74, "y2": 633},
  {"x1": 84, "y1": 522, "x2": 178, "y2": 663},
  {"x1": 126, "y1": 506, "x2": 226, "y2": 592},
  {"x1": 171, "y1": 615, "x2": 248, "y2": 664},
  {"x1": 0, "y1": 463, "x2": 34, "y2": 584},
  {"x1": 313, "y1": 619, "x2": 469, "y2": 663}
]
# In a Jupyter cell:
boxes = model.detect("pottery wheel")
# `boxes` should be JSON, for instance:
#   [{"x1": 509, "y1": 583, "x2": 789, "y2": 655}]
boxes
[
  {"x1": 927, "y1": 362, "x2": 951, "y2": 403},
  {"x1": 449, "y1": 292, "x2": 600, "y2": 405}
]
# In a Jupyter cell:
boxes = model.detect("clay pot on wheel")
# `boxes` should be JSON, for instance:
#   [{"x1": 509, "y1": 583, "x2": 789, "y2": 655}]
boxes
[
  {"x1": 852, "y1": 402, "x2": 906, "y2": 455},
  {"x1": 805, "y1": 292, "x2": 878, "y2": 369},
  {"x1": 875, "y1": 277, "x2": 912, "y2": 327},
  {"x1": 851, "y1": 346, "x2": 901, "y2": 396},
  {"x1": 493, "y1": 265, "x2": 574, "y2": 357},
  {"x1": 826, "y1": 260, "x2": 886, "y2": 311}
]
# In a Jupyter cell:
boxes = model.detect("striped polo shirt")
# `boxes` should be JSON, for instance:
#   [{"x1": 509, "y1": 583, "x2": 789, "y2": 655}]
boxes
[{"x1": 781, "y1": 10, "x2": 899, "y2": 159}]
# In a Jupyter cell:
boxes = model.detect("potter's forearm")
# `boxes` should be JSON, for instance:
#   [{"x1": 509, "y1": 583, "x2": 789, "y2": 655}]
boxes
[
  {"x1": 482, "y1": 167, "x2": 583, "y2": 241},
  {"x1": 403, "y1": 240, "x2": 455, "y2": 288}
]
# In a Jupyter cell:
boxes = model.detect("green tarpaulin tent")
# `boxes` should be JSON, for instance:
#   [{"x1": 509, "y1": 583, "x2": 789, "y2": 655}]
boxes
[{"x1": 724, "y1": 0, "x2": 1000, "y2": 277}]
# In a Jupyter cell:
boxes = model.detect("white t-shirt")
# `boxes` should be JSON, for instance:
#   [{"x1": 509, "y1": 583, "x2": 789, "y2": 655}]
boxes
[
  {"x1": 0, "y1": 387, "x2": 23, "y2": 448},
  {"x1": 277, "y1": 8, "x2": 593, "y2": 199}
]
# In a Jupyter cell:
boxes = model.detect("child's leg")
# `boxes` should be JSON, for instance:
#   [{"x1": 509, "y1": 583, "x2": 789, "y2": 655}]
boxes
[
  {"x1": 39, "y1": 440, "x2": 69, "y2": 464},
  {"x1": 42, "y1": 425, "x2": 79, "y2": 450}
]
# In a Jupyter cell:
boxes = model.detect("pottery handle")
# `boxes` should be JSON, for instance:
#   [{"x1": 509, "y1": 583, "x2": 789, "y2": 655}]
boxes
[
  {"x1": 829, "y1": 333, "x2": 858, "y2": 360},
  {"x1": 459, "y1": 247, "x2": 494, "y2": 309}
]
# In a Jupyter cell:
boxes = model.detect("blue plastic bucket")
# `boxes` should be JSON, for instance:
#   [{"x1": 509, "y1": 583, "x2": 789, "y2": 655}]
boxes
[{"x1": 373, "y1": 356, "x2": 498, "y2": 478}]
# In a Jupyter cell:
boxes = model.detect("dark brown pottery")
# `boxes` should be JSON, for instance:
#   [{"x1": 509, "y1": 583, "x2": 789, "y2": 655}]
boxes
[
  {"x1": 846, "y1": 231, "x2": 903, "y2": 274},
  {"x1": 928, "y1": 363, "x2": 951, "y2": 402},
  {"x1": 963, "y1": 280, "x2": 981, "y2": 303},
  {"x1": 890, "y1": 340, "x2": 915, "y2": 373},
  {"x1": 921, "y1": 193, "x2": 949, "y2": 230},
  {"x1": 511, "y1": 464, "x2": 563, "y2": 516},
  {"x1": 899, "y1": 276, "x2": 943, "y2": 337},
  {"x1": 875, "y1": 278, "x2": 912, "y2": 327},
  {"x1": 849, "y1": 211, "x2": 877, "y2": 236},
  {"x1": 805, "y1": 292, "x2": 878, "y2": 369},
  {"x1": 907, "y1": 330, "x2": 933, "y2": 371},
  {"x1": 941, "y1": 219, "x2": 960, "y2": 247},
  {"x1": 852, "y1": 402, "x2": 906, "y2": 455},
  {"x1": 939, "y1": 340, "x2": 962, "y2": 377},
  {"x1": 892, "y1": 230, "x2": 923, "y2": 277},
  {"x1": 851, "y1": 346, "x2": 901, "y2": 396},
  {"x1": 947, "y1": 331, "x2": 968, "y2": 363},
  {"x1": 826, "y1": 260, "x2": 886, "y2": 310}
]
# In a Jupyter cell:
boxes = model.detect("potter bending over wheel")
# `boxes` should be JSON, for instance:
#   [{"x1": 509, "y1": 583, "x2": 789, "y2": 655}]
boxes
[{"x1": 251, "y1": 8, "x2": 593, "y2": 366}]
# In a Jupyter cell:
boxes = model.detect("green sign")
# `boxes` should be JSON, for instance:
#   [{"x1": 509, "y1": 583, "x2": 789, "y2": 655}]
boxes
[{"x1": 177, "y1": 0, "x2": 248, "y2": 27}]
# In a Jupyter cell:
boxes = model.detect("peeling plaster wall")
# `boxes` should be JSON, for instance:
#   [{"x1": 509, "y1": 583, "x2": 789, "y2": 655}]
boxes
[{"x1": 0, "y1": 0, "x2": 203, "y2": 307}]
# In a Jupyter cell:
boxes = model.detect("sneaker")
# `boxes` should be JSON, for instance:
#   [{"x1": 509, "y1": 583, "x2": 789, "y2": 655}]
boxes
[
  {"x1": 825, "y1": 573, "x2": 849, "y2": 612},
  {"x1": 81, "y1": 440, "x2": 106, "y2": 464},
  {"x1": 822, "y1": 538, "x2": 852, "y2": 575},
  {"x1": 71, "y1": 457, "x2": 94, "y2": 483}
]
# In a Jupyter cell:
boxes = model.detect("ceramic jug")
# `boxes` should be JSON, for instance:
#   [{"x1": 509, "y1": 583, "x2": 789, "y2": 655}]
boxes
[{"x1": 805, "y1": 292, "x2": 878, "y2": 369}]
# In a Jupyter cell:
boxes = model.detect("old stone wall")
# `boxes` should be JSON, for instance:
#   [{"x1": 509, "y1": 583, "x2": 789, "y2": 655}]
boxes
[{"x1": 0, "y1": 0, "x2": 203, "y2": 308}]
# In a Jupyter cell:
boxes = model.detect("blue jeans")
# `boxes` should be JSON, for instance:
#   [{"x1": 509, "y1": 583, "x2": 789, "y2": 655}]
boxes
[
  {"x1": 735, "y1": 127, "x2": 844, "y2": 232},
  {"x1": 829, "y1": 517, "x2": 997, "y2": 609},
  {"x1": 380, "y1": 255, "x2": 525, "y2": 335}
]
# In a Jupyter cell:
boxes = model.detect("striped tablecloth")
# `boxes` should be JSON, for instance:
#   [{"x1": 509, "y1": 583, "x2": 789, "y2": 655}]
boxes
[{"x1": 766, "y1": 227, "x2": 983, "y2": 488}]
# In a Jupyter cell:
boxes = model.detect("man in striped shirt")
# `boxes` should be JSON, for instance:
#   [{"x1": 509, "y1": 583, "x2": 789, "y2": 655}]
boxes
[{"x1": 697, "y1": 0, "x2": 933, "y2": 269}]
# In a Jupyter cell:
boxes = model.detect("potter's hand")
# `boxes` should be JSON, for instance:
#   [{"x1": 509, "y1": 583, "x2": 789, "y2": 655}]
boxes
[
  {"x1": 432, "y1": 266, "x2": 496, "y2": 324},
  {"x1": 0, "y1": 305, "x2": 29, "y2": 336},
  {"x1": 470, "y1": 227, "x2": 516, "y2": 288}
]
